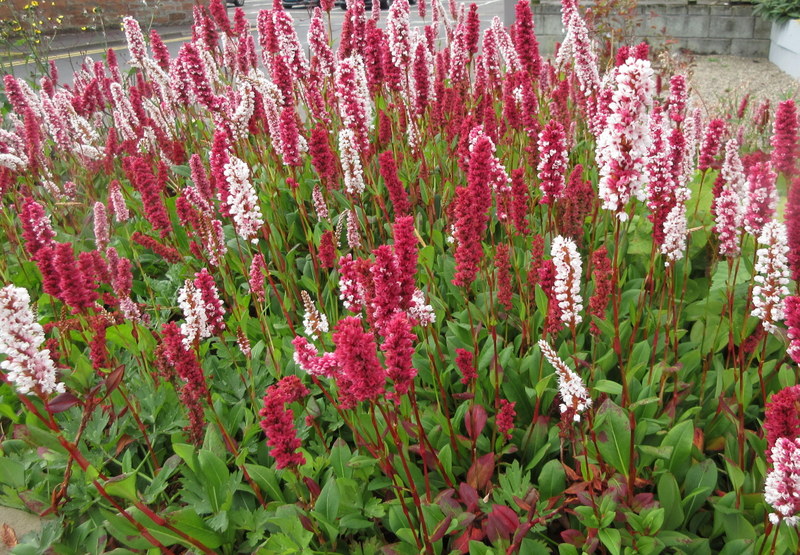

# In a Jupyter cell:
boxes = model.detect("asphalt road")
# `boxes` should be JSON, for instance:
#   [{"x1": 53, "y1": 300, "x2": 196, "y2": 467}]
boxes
[{"x1": 2, "y1": 0, "x2": 509, "y2": 84}]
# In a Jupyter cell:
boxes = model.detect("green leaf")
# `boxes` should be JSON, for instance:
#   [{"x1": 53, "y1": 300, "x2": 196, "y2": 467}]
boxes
[
  {"x1": 594, "y1": 399, "x2": 631, "y2": 477},
  {"x1": 143, "y1": 455, "x2": 181, "y2": 503},
  {"x1": 197, "y1": 450, "x2": 229, "y2": 513},
  {"x1": 657, "y1": 473, "x2": 685, "y2": 530},
  {"x1": 598, "y1": 527, "x2": 622, "y2": 555},
  {"x1": 156, "y1": 508, "x2": 224, "y2": 549},
  {"x1": 103, "y1": 473, "x2": 139, "y2": 503},
  {"x1": 661, "y1": 420, "x2": 694, "y2": 482},
  {"x1": 330, "y1": 442, "x2": 352, "y2": 478},
  {"x1": 682, "y1": 459, "x2": 717, "y2": 521},
  {"x1": 537, "y1": 459, "x2": 566, "y2": 499},
  {"x1": 594, "y1": 380, "x2": 623, "y2": 396},
  {"x1": 316, "y1": 478, "x2": 340, "y2": 522},
  {"x1": 244, "y1": 464, "x2": 286, "y2": 503},
  {"x1": 0, "y1": 458, "x2": 24, "y2": 488}
]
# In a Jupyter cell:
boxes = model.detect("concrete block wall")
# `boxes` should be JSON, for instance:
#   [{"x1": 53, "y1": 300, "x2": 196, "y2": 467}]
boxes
[
  {"x1": 505, "y1": 1, "x2": 772, "y2": 57},
  {"x1": 0, "y1": 0, "x2": 197, "y2": 35}
]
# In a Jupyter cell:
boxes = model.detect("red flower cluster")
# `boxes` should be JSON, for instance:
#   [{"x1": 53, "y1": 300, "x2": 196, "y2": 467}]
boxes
[
  {"x1": 131, "y1": 232, "x2": 182, "y2": 263},
  {"x1": 588, "y1": 246, "x2": 613, "y2": 335},
  {"x1": 770, "y1": 99, "x2": 799, "y2": 176},
  {"x1": 379, "y1": 150, "x2": 410, "y2": 216},
  {"x1": 496, "y1": 399, "x2": 516, "y2": 440},
  {"x1": 123, "y1": 155, "x2": 172, "y2": 236},
  {"x1": 496, "y1": 244, "x2": 513, "y2": 311},
  {"x1": 381, "y1": 312, "x2": 417, "y2": 399},
  {"x1": 698, "y1": 119, "x2": 726, "y2": 172},
  {"x1": 259, "y1": 375, "x2": 309, "y2": 469},
  {"x1": 764, "y1": 385, "x2": 800, "y2": 464},
  {"x1": 161, "y1": 322, "x2": 209, "y2": 444},
  {"x1": 453, "y1": 134, "x2": 495, "y2": 287},
  {"x1": 455, "y1": 348, "x2": 476, "y2": 385},
  {"x1": 786, "y1": 177, "x2": 800, "y2": 280},
  {"x1": 332, "y1": 316, "x2": 385, "y2": 408}
]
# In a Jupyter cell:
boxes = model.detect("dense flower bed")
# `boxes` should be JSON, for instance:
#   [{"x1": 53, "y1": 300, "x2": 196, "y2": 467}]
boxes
[{"x1": 0, "y1": 0, "x2": 799, "y2": 552}]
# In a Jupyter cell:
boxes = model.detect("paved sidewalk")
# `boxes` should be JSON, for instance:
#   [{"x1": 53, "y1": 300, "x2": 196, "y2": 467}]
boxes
[{"x1": 0, "y1": 506, "x2": 44, "y2": 554}]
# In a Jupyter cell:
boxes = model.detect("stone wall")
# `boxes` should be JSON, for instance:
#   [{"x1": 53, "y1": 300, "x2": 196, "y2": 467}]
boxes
[
  {"x1": 505, "y1": 1, "x2": 772, "y2": 57},
  {"x1": 0, "y1": 0, "x2": 197, "y2": 34}
]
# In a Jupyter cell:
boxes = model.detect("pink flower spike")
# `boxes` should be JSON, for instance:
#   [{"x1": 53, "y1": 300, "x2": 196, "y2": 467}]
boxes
[
  {"x1": 551, "y1": 236, "x2": 583, "y2": 328},
  {"x1": 595, "y1": 57, "x2": 655, "y2": 221},
  {"x1": 538, "y1": 340, "x2": 591, "y2": 422},
  {"x1": 765, "y1": 437, "x2": 800, "y2": 526},
  {"x1": 178, "y1": 268, "x2": 226, "y2": 347},
  {"x1": 751, "y1": 220, "x2": 790, "y2": 334},
  {"x1": 224, "y1": 156, "x2": 264, "y2": 243},
  {"x1": 785, "y1": 297, "x2": 800, "y2": 365},
  {"x1": 744, "y1": 161, "x2": 778, "y2": 236},
  {"x1": 93, "y1": 202, "x2": 109, "y2": 251},
  {"x1": 0, "y1": 285, "x2": 64, "y2": 396},
  {"x1": 537, "y1": 120, "x2": 567, "y2": 204}
]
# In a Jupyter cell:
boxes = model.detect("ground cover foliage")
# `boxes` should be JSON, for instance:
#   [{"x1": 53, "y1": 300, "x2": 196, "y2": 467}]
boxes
[{"x1": 0, "y1": 0, "x2": 799, "y2": 552}]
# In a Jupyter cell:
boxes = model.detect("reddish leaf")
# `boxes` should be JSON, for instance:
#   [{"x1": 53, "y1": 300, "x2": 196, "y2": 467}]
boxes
[
  {"x1": 452, "y1": 392, "x2": 475, "y2": 401},
  {"x1": 115, "y1": 434, "x2": 136, "y2": 456},
  {"x1": 694, "y1": 427, "x2": 704, "y2": 451},
  {"x1": 513, "y1": 495, "x2": 531, "y2": 512},
  {"x1": 104, "y1": 365, "x2": 125, "y2": 396},
  {"x1": 484, "y1": 504, "x2": 519, "y2": 542},
  {"x1": 453, "y1": 525, "x2": 484, "y2": 554},
  {"x1": 466, "y1": 453, "x2": 495, "y2": 492},
  {"x1": 408, "y1": 444, "x2": 437, "y2": 468},
  {"x1": 465, "y1": 405, "x2": 487, "y2": 441},
  {"x1": 561, "y1": 528, "x2": 585, "y2": 546},
  {"x1": 48, "y1": 392, "x2": 80, "y2": 413},
  {"x1": 299, "y1": 514, "x2": 315, "y2": 533},
  {"x1": 458, "y1": 482, "x2": 480, "y2": 512},
  {"x1": 430, "y1": 514, "x2": 453, "y2": 542},
  {"x1": 303, "y1": 477, "x2": 321, "y2": 499}
]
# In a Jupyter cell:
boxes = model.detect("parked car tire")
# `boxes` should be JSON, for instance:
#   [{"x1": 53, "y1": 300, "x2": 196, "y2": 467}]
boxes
[
  {"x1": 232, "y1": 0, "x2": 244, "y2": 5},
  {"x1": 379, "y1": 0, "x2": 392, "y2": 8}
]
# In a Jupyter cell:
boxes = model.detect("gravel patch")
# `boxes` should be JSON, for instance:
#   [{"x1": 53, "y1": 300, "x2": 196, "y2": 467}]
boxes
[{"x1": 685, "y1": 54, "x2": 800, "y2": 116}]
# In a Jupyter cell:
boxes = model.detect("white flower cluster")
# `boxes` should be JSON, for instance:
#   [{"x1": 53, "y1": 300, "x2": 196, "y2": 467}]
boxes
[
  {"x1": 0, "y1": 285, "x2": 64, "y2": 396},
  {"x1": 312, "y1": 186, "x2": 329, "y2": 221},
  {"x1": 562, "y1": 11, "x2": 600, "y2": 97},
  {"x1": 387, "y1": 0, "x2": 412, "y2": 70},
  {"x1": 301, "y1": 291, "x2": 329, "y2": 341},
  {"x1": 339, "y1": 129, "x2": 365, "y2": 195},
  {"x1": 551, "y1": 235, "x2": 583, "y2": 327},
  {"x1": 229, "y1": 82, "x2": 255, "y2": 141},
  {"x1": 660, "y1": 188, "x2": 691, "y2": 265},
  {"x1": 109, "y1": 82, "x2": 140, "y2": 143},
  {"x1": 224, "y1": 156, "x2": 264, "y2": 244},
  {"x1": 0, "y1": 129, "x2": 29, "y2": 171},
  {"x1": 752, "y1": 220, "x2": 791, "y2": 334},
  {"x1": 408, "y1": 289, "x2": 436, "y2": 326},
  {"x1": 178, "y1": 281, "x2": 212, "y2": 348},
  {"x1": 538, "y1": 340, "x2": 592, "y2": 422},
  {"x1": 596, "y1": 58, "x2": 654, "y2": 221},
  {"x1": 721, "y1": 138, "x2": 748, "y2": 198},
  {"x1": 346, "y1": 210, "x2": 361, "y2": 249},
  {"x1": 488, "y1": 17, "x2": 522, "y2": 73},
  {"x1": 122, "y1": 16, "x2": 147, "y2": 67},
  {"x1": 336, "y1": 55, "x2": 373, "y2": 146},
  {"x1": 765, "y1": 437, "x2": 800, "y2": 526},
  {"x1": 308, "y1": 9, "x2": 334, "y2": 78}
]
